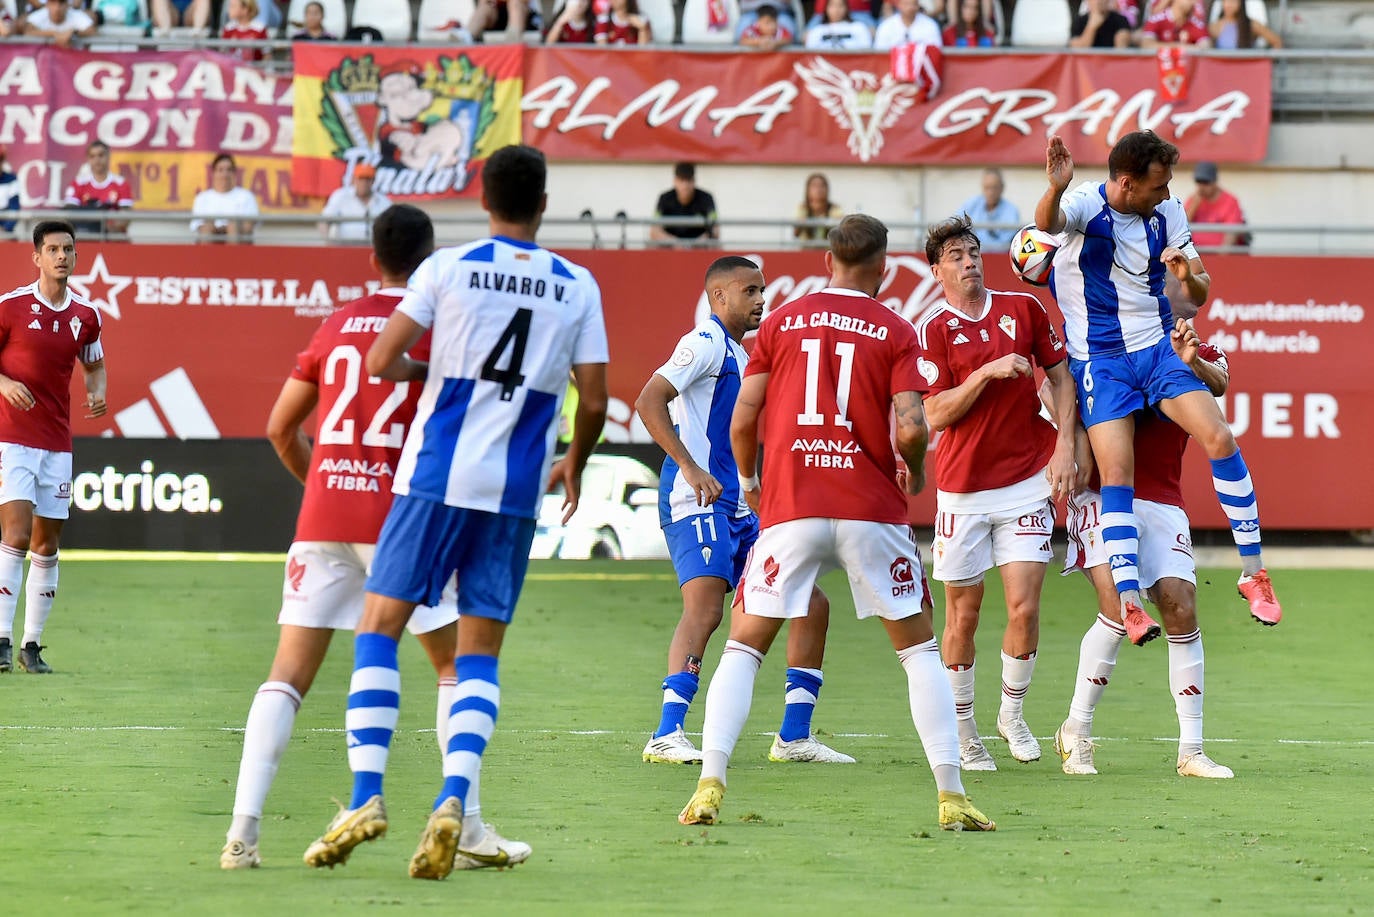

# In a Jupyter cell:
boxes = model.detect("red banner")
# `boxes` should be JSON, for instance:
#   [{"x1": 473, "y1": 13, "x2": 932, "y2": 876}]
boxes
[
  {"x1": 0, "y1": 241, "x2": 1363, "y2": 530},
  {"x1": 0, "y1": 46, "x2": 306, "y2": 212},
  {"x1": 521, "y1": 48, "x2": 1271, "y2": 165}
]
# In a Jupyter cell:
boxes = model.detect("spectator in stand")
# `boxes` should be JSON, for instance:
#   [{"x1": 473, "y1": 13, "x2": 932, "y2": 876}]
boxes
[
  {"x1": 469, "y1": 0, "x2": 541, "y2": 41},
  {"x1": 191, "y1": 153, "x2": 260, "y2": 244},
  {"x1": 1185, "y1": 162, "x2": 1248, "y2": 249},
  {"x1": 291, "y1": 0, "x2": 336, "y2": 39},
  {"x1": 958, "y1": 167, "x2": 1019, "y2": 251},
  {"x1": 1209, "y1": 0, "x2": 1281, "y2": 49},
  {"x1": 151, "y1": 0, "x2": 209, "y2": 33},
  {"x1": 1070, "y1": 0, "x2": 1133, "y2": 47},
  {"x1": 651, "y1": 162, "x2": 718, "y2": 245},
  {"x1": 63, "y1": 140, "x2": 133, "y2": 237},
  {"x1": 794, "y1": 173, "x2": 843, "y2": 243},
  {"x1": 20, "y1": 0, "x2": 97, "y2": 45},
  {"x1": 736, "y1": 0, "x2": 797, "y2": 42},
  {"x1": 595, "y1": 0, "x2": 651, "y2": 44},
  {"x1": 802, "y1": 0, "x2": 873, "y2": 32},
  {"x1": 0, "y1": 147, "x2": 17, "y2": 235},
  {"x1": 222, "y1": 0, "x2": 269, "y2": 61},
  {"x1": 319, "y1": 163, "x2": 392, "y2": 242},
  {"x1": 90, "y1": 0, "x2": 143, "y2": 26},
  {"x1": 740, "y1": 3, "x2": 793, "y2": 48},
  {"x1": 943, "y1": 0, "x2": 994, "y2": 46},
  {"x1": 874, "y1": 0, "x2": 941, "y2": 50},
  {"x1": 805, "y1": 0, "x2": 873, "y2": 48},
  {"x1": 546, "y1": 0, "x2": 595, "y2": 42},
  {"x1": 1139, "y1": 0, "x2": 1211, "y2": 47}
]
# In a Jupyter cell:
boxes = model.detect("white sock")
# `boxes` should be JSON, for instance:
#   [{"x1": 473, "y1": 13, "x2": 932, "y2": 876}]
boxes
[
  {"x1": 21, "y1": 552, "x2": 57, "y2": 646},
  {"x1": 228, "y1": 681, "x2": 303, "y2": 845},
  {"x1": 1067, "y1": 615, "x2": 1125, "y2": 733},
  {"x1": 699, "y1": 640, "x2": 764, "y2": 784},
  {"x1": 945, "y1": 662, "x2": 977, "y2": 740},
  {"x1": 436, "y1": 676, "x2": 456, "y2": 761},
  {"x1": 1168, "y1": 629, "x2": 1205, "y2": 758},
  {"x1": 0, "y1": 543, "x2": 26, "y2": 640},
  {"x1": 899, "y1": 639, "x2": 963, "y2": 795},
  {"x1": 998, "y1": 650, "x2": 1036, "y2": 721}
]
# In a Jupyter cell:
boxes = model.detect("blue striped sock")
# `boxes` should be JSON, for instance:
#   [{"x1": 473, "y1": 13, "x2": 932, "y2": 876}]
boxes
[
  {"x1": 346, "y1": 632, "x2": 400, "y2": 809},
  {"x1": 779, "y1": 667, "x2": 823, "y2": 742},
  {"x1": 655, "y1": 671, "x2": 698, "y2": 738},
  {"x1": 437, "y1": 654, "x2": 500, "y2": 810},
  {"x1": 1100, "y1": 485, "x2": 1140, "y2": 597},
  {"x1": 1210, "y1": 450, "x2": 1263, "y2": 570}
]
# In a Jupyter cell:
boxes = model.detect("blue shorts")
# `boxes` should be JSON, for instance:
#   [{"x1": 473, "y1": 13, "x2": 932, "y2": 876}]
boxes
[
  {"x1": 663, "y1": 511, "x2": 758, "y2": 590},
  {"x1": 366, "y1": 494, "x2": 535, "y2": 624},
  {"x1": 1070, "y1": 337, "x2": 1208, "y2": 428}
]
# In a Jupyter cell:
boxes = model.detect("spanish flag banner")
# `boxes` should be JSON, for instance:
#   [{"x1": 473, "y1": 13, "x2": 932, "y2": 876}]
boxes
[{"x1": 292, "y1": 43, "x2": 524, "y2": 201}]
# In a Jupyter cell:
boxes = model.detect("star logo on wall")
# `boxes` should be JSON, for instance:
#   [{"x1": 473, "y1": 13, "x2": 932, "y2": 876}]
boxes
[{"x1": 68, "y1": 253, "x2": 132, "y2": 320}]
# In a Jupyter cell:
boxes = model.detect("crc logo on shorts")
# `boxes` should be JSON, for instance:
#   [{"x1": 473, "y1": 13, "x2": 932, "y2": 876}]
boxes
[
  {"x1": 287, "y1": 556, "x2": 307, "y2": 592},
  {"x1": 56, "y1": 482, "x2": 72, "y2": 499},
  {"x1": 762, "y1": 555, "x2": 781, "y2": 587},
  {"x1": 890, "y1": 557, "x2": 918, "y2": 598},
  {"x1": 1017, "y1": 509, "x2": 1051, "y2": 534},
  {"x1": 1172, "y1": 532, "x2": 1194, "y2": 557}
]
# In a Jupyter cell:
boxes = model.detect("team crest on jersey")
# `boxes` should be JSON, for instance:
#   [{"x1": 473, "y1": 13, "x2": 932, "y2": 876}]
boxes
[
  {"x1": 69, "y1": 316, "x2": 83, "y2": 340},
  {"x1": 287, "y1": 556, "x2": 307, "y2": 591},
  {"x1": 998, "y1": 315, "x2": 1016, "y2": 340},
  {"x1": 979, "y1": 329, "x2": 989, "y2": 342},
  {"x1": 52, "y1": 319, "x2": 59, "y2": 333},
  {"x1": 30, "y1": 303, "x2": 40, "y2": 313},
  {"x1": 672, "y1": 346, "x2": 695, "y2": 367},
  {"x1": 701, "y1": 546, "x2": 712, "y2": 565},
  {"x1": 946, "y1": 317, "x2": 960, "y2": 329}
]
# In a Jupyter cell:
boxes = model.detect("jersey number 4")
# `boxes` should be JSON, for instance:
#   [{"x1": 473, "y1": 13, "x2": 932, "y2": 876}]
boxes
[
  {"x1": 797, "y1": 338, "x2": 855, "y2": 430},
  {"x1": 482, "y1": 308, "x2": 533, "y2": 401},
  {"x1": 318, "y1": 345, "x2": 409, "y2": 448}
]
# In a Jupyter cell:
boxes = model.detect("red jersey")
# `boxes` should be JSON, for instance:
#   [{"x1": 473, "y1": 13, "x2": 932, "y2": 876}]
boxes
[
  {"x1": 0, "y1": 283, "x2": 104, "y2": 452},
  {"x1": 290, "y1": 291, "x2": 430, "y2": 544},
  {"x1": 63, "y1": 173, "x2": 133, "y2": 209},
  {"x1": 746, "y1": 288, "x2": 924, "y2": 528},
  {"x1": 553, "y1": 18, "x2": 594, "y2": 41},
  {"x1": 1093, "y1": 342, "x2": 1227, "y2": 507},
  {"x1": 1142, "y1": 4, "x2": 1208, "y2": 44},
  {"x1": 915, "y1": 289, "x2": 1065, "y2": 495},
  {"x1": 223, "y1": 20, "x2": 270, "y2": 60},
  {"x1": 1186, "y1": 190, "x2": 1245, "y2": 247},
  {"x1": 594, "y1": 13, "x2": 643, "y2": 43}
]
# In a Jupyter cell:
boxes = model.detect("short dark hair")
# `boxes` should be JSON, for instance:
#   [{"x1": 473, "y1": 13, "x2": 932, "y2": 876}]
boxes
[
  {"x1": 86, "y1": 140, "x2": 110, "y2": 155},
  {"x1": 372, "y1": 204, "x2": 434, "y2": 279},
  {"x1": 212, "y1": 152, "x2": 237, "y2": 171},
  {"x1": 1108, "y1": 130, "x2": 1180, "y2": 181},
  {"x1": 828, "y1": 214, "x2": 887, "y2": 267},
  {"x1": 482, "y1": 144, "x2": 546, "y2": 224},
  {"x1": 924, "y1": 213, "x2": 980, "y2": 265},
  {"x1": 673, "y1": 162, "x2": 696, "y2": 181},
  {"x1": 703, "y1": 255, "x2": 759, "y2": 289},
  {"x1": 33, "y1": 219, "x2": 77, "y2": 250},
  {"x1": 756, "y1": 3, "x2": 779, "y2": 18}
]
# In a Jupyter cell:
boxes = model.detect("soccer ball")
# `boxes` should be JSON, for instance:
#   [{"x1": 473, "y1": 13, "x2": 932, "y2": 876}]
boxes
[{"x1": 1009, "y1": 225, "x2": 1059, "y2": 287}]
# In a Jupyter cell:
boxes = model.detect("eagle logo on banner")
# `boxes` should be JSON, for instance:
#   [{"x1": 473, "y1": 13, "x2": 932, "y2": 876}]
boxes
[{"x1": 793, "y1": 55, "x2": 934, "y2": 163}]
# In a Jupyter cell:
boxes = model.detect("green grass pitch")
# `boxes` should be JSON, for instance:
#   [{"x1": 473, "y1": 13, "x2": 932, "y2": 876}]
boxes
[{"x1": 0, "y1": 558, "x2": 1370, "y2": 915}]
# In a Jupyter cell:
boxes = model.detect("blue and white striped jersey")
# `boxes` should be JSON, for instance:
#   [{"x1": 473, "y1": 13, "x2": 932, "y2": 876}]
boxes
[
  {"x1": 1051, "y1": 181, "x2": 1198, "y2": 360},
  {"x1": 653, "y1": 314, "x2": 751, "y2": 524},
  {"x1": 391, "y1": 235, "x2": 609, "y2": 518}
]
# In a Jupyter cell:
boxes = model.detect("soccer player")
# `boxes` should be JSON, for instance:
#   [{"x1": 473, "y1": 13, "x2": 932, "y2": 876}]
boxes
[
  {"x1": 0, "y1": 220, "x2": 105, "y2": 676},
  {"x1": 915, "y1": 215, "x2": 1119, "y2": 772},
  {"x1": 303, "y1": 145, "x2": 609, "y2": 880},
  {"x1": 637, "y1": 255, "x2": 850, "y2": 766},
  {"x1": 679, "y1": 215, "x2": 994, "y2": 832},
  {"x1": 1036, "y1": 130, "x2": 1282, "y2": 628},
  {"x1": 221, "y1": 205, "x2": 469, "y2": 870},
  {"x1": 1055, "y1": 314, "x2": 1235, "y2": 779}
]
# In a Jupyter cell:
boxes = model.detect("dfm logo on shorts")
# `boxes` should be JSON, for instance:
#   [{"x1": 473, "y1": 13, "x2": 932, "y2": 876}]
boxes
[
  {"x1": 1017, "y1": 509, "x2": 1051, "y2": 533},
  {"x1": 890, "y1": 557, "x2": 918, "y2": 598}
]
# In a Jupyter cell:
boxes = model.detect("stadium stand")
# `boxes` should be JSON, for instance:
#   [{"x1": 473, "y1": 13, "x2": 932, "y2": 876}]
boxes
[
  {"x1": 1009, "y1": 0, "x2": 1073, "y2": 46},
  {"x1": 287, "y1": 0, "x2": 347, "y2": 37},
  {"x1": 351, "y1": 0, "x2": 413, "y2": 39},
  {"x1": 680, "y1": 0, "x2": 741, "y2": 43}
]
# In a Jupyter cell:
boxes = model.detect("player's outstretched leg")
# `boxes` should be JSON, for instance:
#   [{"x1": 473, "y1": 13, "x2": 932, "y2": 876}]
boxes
[
  {"x1": 304, "y1": 632, "x2": 400, "y2": 868},
  {"x1": 1209, "y1": 450, "x2": 1281, "y2": 625}
]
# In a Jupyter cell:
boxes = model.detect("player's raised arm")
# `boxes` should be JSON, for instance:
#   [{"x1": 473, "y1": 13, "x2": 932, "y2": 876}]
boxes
[
  {"x1": 1161, "y1": 248, "x2": 1210, "y2": 308},
  {"x1": 365, "y1": 311, "x2": 427, "y2": 381},
  {"x1": 1036, "y1": 136, "x2": 1072, "y2": 234},
  {"x1": 893, "y1": 390, "x2": 928, "y2": 495}
]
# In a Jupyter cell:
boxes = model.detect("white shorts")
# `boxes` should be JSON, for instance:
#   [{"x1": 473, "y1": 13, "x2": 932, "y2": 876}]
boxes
[
  {"x1": 1064, "y1": 491, "x2": 1195, "y2": 588},
  {"x1": 0, "y1": 443, "x2": 72, "y2": 520},
  {"x1": 737, "y1": 518, "x2": 931, "y2": 621},
  {"x1": 278, "y1": 541, "x2": 458, "y2": 634},
  {"x1": 930, "y1": 497, "x2": 1055, "y2": 584}
]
